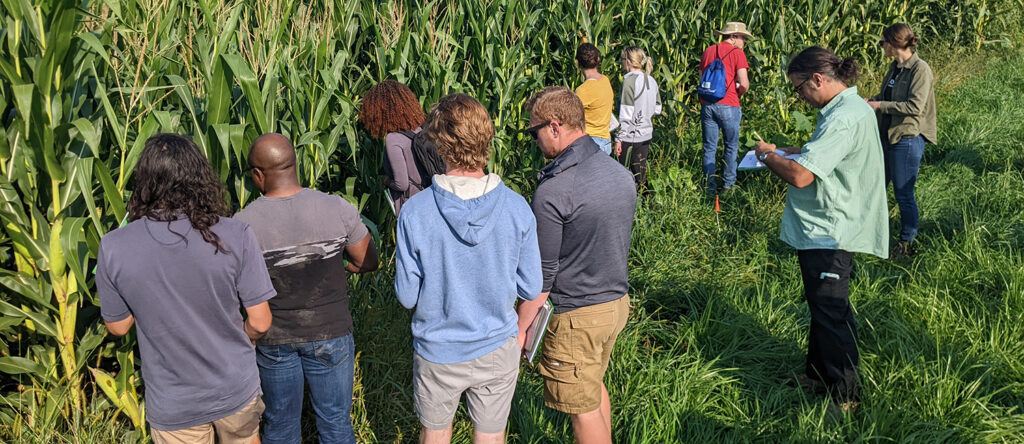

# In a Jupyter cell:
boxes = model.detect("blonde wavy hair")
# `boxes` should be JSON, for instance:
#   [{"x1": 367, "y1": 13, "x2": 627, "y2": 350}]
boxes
[{"x1": 423, "y1": 94, "x2": 494, "y2": 171}]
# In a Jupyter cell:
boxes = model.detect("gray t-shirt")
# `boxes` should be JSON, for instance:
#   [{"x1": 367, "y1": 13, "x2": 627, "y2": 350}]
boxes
[
  {"x1": 96, "y1": 216, "x2": 276, "y2": 430},
  {"x1": 234, "y1": 188, "x2": 369, "y2": 345},
  {"x1": 532, "y1": 136, "x2": 638, "y2": 313}
]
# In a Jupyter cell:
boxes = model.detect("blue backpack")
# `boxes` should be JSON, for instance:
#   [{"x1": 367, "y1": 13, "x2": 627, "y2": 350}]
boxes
[{"x1": 697, "y1": 46, "x2": 736, "y2": 102}]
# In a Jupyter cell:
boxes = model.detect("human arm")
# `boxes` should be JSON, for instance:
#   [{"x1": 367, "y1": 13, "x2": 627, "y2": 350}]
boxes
[
  {"x1": 105, "y1": 316, "x2": 135, "y2": 336},
  {"x1": 514, "y1": 214, "x2": 544, "y2": 351},
  {"x1": 243, "y1": 301, "x2": 272, "y2": 341},
  {"x1": 870, "y1": 65, "x2": 933, "y2": 116},
  {"x1": 530, "y1": 185, "x2": 565, "y2": 305},
  {"x1": 516, "y1": 292, "x2": 549, "y2": 351},
  {"x1": 344, "y1": 232, "x2": 379, "y2": 273},
  {"x1": 95, "y1": 242, "x2": 136, "y2": 337},
  {"x1": 393, "y1": 213, "x2": 422, "y2": 309},
  {"x1": 760, "y1": 116, "x2": 856, "y2": 188},
  {"x1": 235, "y1": 226, "x2": 276, "y2": 340},
  {"x1": 618, "y1": 76, "x2": 637, "y2": 127},
  {"x1": 736, "y1": 68, "x2": 750, "y2": 96},
  {"x1": 754, "y1": 141, "x2": 815, "y2": 188},
  {"x1": 385, "y1": 133, "x2": 412, "y2": 192}
]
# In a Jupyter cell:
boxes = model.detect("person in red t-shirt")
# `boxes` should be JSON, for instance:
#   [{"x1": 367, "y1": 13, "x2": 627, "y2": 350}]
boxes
[{"x1": 699, "y1": 22, "x2": 752, "y2": 194}]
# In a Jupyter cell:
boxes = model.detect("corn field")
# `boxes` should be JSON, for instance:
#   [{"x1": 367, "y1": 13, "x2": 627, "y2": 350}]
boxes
[{"x1": 0, "y1": 0, "x2": 1020, "y2": 441}]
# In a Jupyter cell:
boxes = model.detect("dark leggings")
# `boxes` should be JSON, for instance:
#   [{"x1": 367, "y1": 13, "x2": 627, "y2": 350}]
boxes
[{"x1": 617, "y1": 140, "x2": 650, "y2": 190}]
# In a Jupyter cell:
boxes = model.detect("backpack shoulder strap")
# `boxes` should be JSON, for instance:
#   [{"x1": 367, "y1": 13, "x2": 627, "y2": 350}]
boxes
[{"x1": 722, "y1": 46, "x2": 738, "y2": 61}]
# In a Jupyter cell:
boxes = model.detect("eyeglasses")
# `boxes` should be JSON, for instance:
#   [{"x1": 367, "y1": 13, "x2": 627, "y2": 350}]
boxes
[
  {"x1": 793, "y1": 76, "x2": 811, "y2": 94},
  {"x1": 526, "y1": 121, "x2": 551, "y2": 140}
]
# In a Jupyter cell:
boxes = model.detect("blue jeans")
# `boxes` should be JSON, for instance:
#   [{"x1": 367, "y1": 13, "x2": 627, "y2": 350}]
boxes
[
  {"x1": 591, "y1": 136, "x2": 612, "y2": 155},
  {"x1": 701, "y1": 104, "x2": 742, "y2": 189},
  {"x1": 257, "y1": 334, "x2": 356, "y2": 444},
  {"x1": 884, "y1": 135, "x2": 926, "y2": 242}
]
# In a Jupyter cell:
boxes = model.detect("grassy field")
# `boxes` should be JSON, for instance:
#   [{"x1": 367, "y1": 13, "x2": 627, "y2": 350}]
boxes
[{"x1": 346, "y1": 49, "x2": 1024, "y2": 443}]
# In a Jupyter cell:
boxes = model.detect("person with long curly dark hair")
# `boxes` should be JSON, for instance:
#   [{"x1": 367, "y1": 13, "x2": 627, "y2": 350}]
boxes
[
  {"x1": 96, "y1": 133, "x2": 277, "y2": 442},
  {"x1": 358, "y1": 80, "x2": 427, "y2": 214},
  {"x1": 127, "y1": 133, "x2": 233, "y2": 250}
]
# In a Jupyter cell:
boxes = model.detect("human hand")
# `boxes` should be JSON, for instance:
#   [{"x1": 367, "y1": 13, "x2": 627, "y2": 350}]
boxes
[
  {"x1": 614, "y1": 141, "x2": 622, "y2": 156},
  {"x1": 866, "y1": 100, "x2": 881, "y2": 111},
  {"x1": 517, "y1": 330, "x2": 528, "y2": 358},
  {"x1": 754, "y1": 140, "x2": 776, "y2": 156}
]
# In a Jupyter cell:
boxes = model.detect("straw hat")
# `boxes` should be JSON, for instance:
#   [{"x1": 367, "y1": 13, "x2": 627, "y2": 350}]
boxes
[{"x1": 714, "y1": 22, "x2": 754, "y2": 39}]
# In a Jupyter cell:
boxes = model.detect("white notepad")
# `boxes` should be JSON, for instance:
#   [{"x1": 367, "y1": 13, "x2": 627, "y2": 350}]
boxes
[{"x1": 738, "y1": 149, "x2": 801, "y2": 170}]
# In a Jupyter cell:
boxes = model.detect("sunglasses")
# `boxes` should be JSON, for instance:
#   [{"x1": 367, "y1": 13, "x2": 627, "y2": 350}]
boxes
[{"x1": 526, "y1": 121, "x2": 551, "y2": 140}]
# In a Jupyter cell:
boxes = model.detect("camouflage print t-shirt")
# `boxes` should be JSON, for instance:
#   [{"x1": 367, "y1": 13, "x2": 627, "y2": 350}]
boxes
[{"x1": 235, "y1": 188, "x2": 369, "y2": 345}]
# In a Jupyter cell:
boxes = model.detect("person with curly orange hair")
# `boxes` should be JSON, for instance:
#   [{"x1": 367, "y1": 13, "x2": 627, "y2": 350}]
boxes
[{"x1": 358, "y1": 80, "x2": 427, "y2": 214}]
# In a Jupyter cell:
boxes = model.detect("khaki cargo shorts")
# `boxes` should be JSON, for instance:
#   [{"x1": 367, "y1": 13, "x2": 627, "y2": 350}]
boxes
[
  {"x1": 151, "y1": 395, "x2": 264, "y2": 444},
  {"x1": 539, "y1": 295, "x2": 630, "y2": 414}
]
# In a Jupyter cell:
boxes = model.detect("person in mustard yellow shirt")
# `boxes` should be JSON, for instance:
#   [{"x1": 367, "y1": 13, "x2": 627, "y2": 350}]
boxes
[{"x1": 575, "y1": 43, "x2": 617, "y2": 155}]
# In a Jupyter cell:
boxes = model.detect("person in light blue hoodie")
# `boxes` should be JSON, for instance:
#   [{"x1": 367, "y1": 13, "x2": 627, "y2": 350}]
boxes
[{"x1": 394, "y1": 93, "x2": 542, "y2": 444}]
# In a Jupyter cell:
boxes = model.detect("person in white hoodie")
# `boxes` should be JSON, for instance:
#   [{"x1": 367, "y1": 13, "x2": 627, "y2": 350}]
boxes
[
  {"x1": 614, "y1": 46, "x2": 662, "y2": 191},
  {"x1": 394, "y1": 93, "x2": 542, "y2": 444}
]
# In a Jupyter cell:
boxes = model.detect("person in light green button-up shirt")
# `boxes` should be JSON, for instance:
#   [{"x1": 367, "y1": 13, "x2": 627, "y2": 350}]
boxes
[
  {"x1": 754, "y1": 46, "x2": 888, "y2": 408},
  {"x1": 782, "y1": 85, "x2": 889, "y2": 257}
]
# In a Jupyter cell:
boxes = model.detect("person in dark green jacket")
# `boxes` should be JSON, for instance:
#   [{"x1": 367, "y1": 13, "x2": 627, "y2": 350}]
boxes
[{"x1": 867, "y1": 23, "x2": 937, "y2": 258}]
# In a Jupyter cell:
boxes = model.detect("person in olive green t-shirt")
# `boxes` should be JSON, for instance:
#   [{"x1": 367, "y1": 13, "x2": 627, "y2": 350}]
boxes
[
  {"x1": 575, "y1": 43, "x2": 617, "y2": 155},
  {"x1": 755, "y1": 47, "x2": 888, "y2": 408}
]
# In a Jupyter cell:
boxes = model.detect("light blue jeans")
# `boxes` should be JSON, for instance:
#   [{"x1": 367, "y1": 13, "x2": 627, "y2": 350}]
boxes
[
  {"x1": 701, "y1": 103, "x2": 742, "y2": 190},
  {"x1": 256, "y1": 334, "x2": 357, "y2": 444},
  {"x1": 591, "y1": 136, "x2": 612, "y2": 155}
]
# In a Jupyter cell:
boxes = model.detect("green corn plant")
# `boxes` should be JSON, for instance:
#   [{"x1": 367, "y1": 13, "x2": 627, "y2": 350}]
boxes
[{"x1": 0, "y1": 0, "x2": 128, "y2": 436}]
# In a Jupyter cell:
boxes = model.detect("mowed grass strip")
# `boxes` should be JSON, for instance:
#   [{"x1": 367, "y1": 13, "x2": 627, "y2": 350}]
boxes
[{"x1": 345, "y1": 50, "x2": 1024, "y2": 443}]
